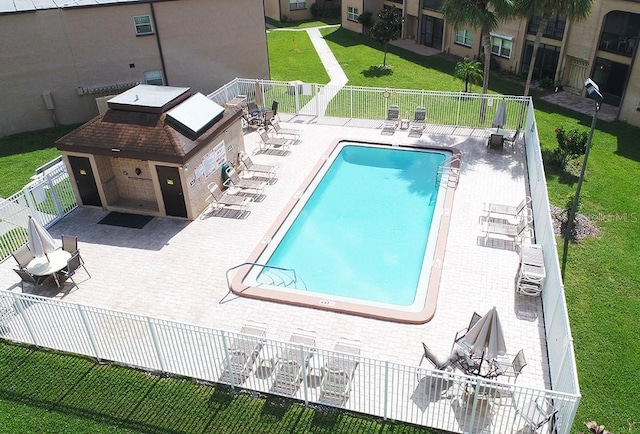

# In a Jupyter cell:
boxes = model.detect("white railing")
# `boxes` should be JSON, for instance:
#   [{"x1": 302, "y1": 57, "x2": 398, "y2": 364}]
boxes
[
  {"x1": 0, "y1": 160, "x2": 76, "y2": 262},
  {"x1": 0, "y1": 290, "x2": 579, "y2": 433},
  {"x1": 209, "y1": 78, "x2": 529, "y2": 131},
  {"x1": 523, "y1": 100, "x2": 581, "y2": 432}
]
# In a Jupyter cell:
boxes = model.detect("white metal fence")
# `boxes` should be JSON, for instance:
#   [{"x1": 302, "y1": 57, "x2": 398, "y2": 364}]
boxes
[
  {"x1": 209, "y1": 78, "x2": 530, "y2": 131},
  {"x1": 0, "y1": 160, "x2": 76, "y2": 262},
  {"x1": 523, "y1": 102, "x2": 581, "y2": 405},
  {"x1": 0, "y1": 290, "x2": 579, "y2": 433},
  {"x1": 0, "y1": 81, "x2": 581, "y2": 433}
]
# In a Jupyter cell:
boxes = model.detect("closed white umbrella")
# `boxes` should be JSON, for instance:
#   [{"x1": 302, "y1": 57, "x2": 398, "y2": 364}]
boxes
[
  {"x1": 461, "y1": 306, "x2": 506, "y2": 367},
  {"x1": 492, "y1": 99, "x2": 507, "y2": 132},
  {"x1": 254, "y1": 80, "x2": 264, "y2": 108},
  {"x1": 27, "y1": 215, "x2": 56, "y2": 261}
]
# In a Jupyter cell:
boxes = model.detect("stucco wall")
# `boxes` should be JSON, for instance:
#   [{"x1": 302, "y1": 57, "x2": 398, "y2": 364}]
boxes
[
  {"x1": 181, "y1": 115, "x2": 247, "y2": 219},
  {"x1": 0, "y1": 0, "x2": 269, "y2": 138},
  {"x1": 343, "y1": 0, "x2": 365, "y2": 33},
  {"x1": 153, "y1": 0, "x2": 269, "y2": 94}
]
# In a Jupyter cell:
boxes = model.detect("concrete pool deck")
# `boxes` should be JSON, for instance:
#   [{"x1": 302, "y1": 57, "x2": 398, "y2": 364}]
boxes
[{"x1": 0, "y1": 120, "x2": 549, "y2": 392}]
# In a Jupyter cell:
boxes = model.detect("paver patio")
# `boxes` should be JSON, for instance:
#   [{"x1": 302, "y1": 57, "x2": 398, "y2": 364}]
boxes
[{"x1": 0, "y1": 119, "x2": 549, "y2": 392}]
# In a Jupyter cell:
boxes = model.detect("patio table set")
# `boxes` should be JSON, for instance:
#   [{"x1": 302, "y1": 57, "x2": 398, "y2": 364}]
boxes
[
  {"x1": 419, "y1": 307, "x2": 557, "y2": 432},
  {"x1": 225, "y1": 95, "x2": 279, "y2": 130},
  {"x1": 10, "y1": 216, "x2": 89, "y2": 292}
]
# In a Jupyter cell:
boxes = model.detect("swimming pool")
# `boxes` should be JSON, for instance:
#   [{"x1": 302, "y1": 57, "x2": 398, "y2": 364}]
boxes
[{"x1": 233, "y1": 139, "x2": 459, "y2": 323}]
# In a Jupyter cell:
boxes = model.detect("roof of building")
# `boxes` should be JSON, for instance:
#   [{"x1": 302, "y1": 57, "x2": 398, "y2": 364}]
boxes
[
  {"x1": 0, "y1": 0, "x2": 153, "y2": 14},
  {"x1": 55, "y1": 99, "x2": 241, "y2": 165}
]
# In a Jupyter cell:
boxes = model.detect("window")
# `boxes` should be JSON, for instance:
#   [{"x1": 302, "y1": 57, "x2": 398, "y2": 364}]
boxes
[
  {"x1": 423, "y1": 0, "x2": 443, "y2": 11},
  {"x1": 144, "y1": 70, "x2": 164, "y2": 86},
  {"x1": 133, "y1": 15, "x2": 154, "y2": 36},
  {"x1": 490, "y1": 34, "x2": 513, "y2": 58},
  {"x1": 455, "y1": 28, "x2": 473, "y2": 47},
  {"x1": 347, "y1": 6, "x2": 359, "y2": 22},
  {"x1": 289, "y1": 0, "x2": 305, "y2": 11},
  {"x1": 527, "y1": 15, "x2": 566, "y2": 40}
]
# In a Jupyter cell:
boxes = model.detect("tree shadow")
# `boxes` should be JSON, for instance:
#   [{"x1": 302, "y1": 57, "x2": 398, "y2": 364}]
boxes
[{"x1": 361, "y1": 65, "x2": 394, "y2": 78}]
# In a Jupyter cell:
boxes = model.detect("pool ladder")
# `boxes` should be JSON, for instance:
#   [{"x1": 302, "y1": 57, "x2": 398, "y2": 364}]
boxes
[
  {"x1": 225, "y1": 262, "x2": 308, "y2": 292},
  {"x1": 436, "y1": 154, "x2": 461, "y2": 189}
]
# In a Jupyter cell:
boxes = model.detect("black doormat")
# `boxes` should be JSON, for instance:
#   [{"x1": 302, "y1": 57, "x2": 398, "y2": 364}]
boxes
[{"x1": 98, "y1": 212, "x2": 154, "y2": 229}]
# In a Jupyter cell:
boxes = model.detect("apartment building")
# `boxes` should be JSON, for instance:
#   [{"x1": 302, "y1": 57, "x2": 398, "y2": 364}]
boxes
[
  {"x1": 264, "y1": 0, "x2": 340, "y2": 22},
  {"x1": 0, "y1": 0, "x2": 269, "y2": 137},
  {"x1": 342, "y1": 0, "x2": 640, "y2": 125}
]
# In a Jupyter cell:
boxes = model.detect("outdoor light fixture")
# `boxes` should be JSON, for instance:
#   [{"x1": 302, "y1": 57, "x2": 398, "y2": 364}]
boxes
[
  {"x1": 584, "y1": 78, "x2": 604, "y2": 105},
  {"x1": 562, "y1": 78, "x2": 602, "y2": 277}
]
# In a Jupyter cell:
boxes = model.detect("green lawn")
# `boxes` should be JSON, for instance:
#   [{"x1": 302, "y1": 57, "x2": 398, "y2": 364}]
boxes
[
  {"x1": 1, "y1": 24, "x2": 639, "y2": 434},
  {"x1": 267, "y1": 29, "x2": 330, "y2": 84},
  {"x1": 0, "y1": 341, "x2": 437, "y2": 434},
  {"x1": 0, "y1": 124, "x2": 79, "y2": 198}
]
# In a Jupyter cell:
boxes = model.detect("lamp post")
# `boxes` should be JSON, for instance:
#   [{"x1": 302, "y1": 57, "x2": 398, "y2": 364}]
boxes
[{"x1": 562, "y1": 78, "x2": 603, "y2": 277}]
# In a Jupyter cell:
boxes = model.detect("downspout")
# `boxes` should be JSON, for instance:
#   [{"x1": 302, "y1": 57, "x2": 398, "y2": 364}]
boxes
[{"x1": 150, "y1": 2, "x2": 169, "y2": 85}]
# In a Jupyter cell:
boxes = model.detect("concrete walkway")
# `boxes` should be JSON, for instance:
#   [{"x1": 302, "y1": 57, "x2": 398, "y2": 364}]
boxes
[{"x1": 300, "y1": 27, "x2": 348, "y2": 116}]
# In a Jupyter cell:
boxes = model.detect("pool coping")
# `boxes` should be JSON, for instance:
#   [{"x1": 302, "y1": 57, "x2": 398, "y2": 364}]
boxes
[{"x1": 231, "y1": 138, "x2": 461, "y2": 324}]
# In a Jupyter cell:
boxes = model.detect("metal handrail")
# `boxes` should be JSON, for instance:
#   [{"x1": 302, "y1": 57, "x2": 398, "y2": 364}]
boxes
[
  {"x1": 436, "y1": 154, "x2": 461, "y2": 188},
  {"x1": 225, "y1": 262, "x2": 305, "y2": 292}
]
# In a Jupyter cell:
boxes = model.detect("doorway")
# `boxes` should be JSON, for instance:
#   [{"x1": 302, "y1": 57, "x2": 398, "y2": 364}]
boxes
[
  {"x1": 68, "y1": 156, "x2": 102, "y2": 207},
  {"x1": 593, "y1": 57, "x2": 629, "y2": 106},
  {"x1": 156, "y1": 166, "x2": 188, "y2": 218},
  {"x1": 420, "y1": 15, "x2": 443, "y2": 50}
]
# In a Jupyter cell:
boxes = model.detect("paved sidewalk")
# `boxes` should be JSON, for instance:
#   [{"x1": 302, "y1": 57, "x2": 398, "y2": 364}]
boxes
[{"x1": 300, "y1": 27, "x2": 348, "y2": 116}]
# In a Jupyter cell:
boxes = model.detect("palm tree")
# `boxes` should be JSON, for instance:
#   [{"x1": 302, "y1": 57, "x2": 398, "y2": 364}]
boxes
[
  {"x1": 517, "y1": 0, "x2": 593, "y2": 96},
  {"x1": 454, "y1": 58, "x2": 483, "y2": 92},
  {"x1": 441, "y1": 0, "x2": 516, "y2": 96}
]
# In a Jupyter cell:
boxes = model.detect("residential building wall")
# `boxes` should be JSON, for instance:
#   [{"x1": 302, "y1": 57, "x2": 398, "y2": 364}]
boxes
[
  {"x1": 341, "y1": 0, "x2": 640, "y2": 126},
  {"x1": 264, "y1": 0, "x2": 282, "y2": 21},
  {"x1": 0, "y1": 0, "x2": 269, "y2": 137},
  {"x1": 342, "y1": 0, "x2": 365, "y2": 33}
]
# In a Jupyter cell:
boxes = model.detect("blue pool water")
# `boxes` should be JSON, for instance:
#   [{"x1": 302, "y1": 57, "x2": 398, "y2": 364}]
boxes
[{"x1": 261, "y1": 144, "x2": 448, "y2": 306}]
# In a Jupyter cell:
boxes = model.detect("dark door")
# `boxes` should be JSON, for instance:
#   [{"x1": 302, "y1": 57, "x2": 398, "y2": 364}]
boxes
[
  {"x1": 68, "y1": 156, "x2": 102, "y2": 207},
  {"x1": 156, "y1": 166, "x2": 187, "y2": 218},
  {"x1": 421, "y1": 16, "x2": 444, "y2": 50},
  {"x1": 593, "y1": 57, "x2": 628, "y2": 106}
]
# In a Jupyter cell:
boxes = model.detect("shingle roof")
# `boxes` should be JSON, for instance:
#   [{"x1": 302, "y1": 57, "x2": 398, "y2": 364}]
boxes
[
  {"x1": 0, "y1": 0, "x2": 144, "y2": 14},
  {"x1": 55, "y1": 107, "x2": 242, "y2": 164}
]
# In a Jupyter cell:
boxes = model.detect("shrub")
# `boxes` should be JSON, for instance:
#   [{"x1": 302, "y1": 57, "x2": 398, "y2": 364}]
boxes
[
  {"x1": 514, "y1": 70, "x2": 527, "y2": 81},
  {"x1": 539, "y1": 77, "x2": 555, "y2": 89},
  {"x1": 310, "y1": 3, "x2": 319, "y2": 18},
  {"x1": 554, "y1": 126, "x2": 589, "y2": 169}
]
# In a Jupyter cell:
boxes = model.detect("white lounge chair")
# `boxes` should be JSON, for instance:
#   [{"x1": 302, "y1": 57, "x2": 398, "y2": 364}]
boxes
[
  {"x1": 224, "y1": 167, "x2": 267, "y2": 193},
  {"x1": 239, "y1": 153, "x2": 278, "y2": 180},
  {"x1": 381, "y1": 105, "x2": 400, "y2": 135},
  {"x1": 484, "y1": 196, "x2": 531, "y2": 219},
  {"x1": 207, "y1": 183, "x2": 252, "y2": 211},
  {"x1": 408, "y1": 107, "x2": 426, "y2": 137},
  {"x1": 319, "y1": 338, "x2": 361, "y2": 406},
  {"x1": 271, "y1": 329, "x2": 316, "y2": 396},
  {"x1": 220, "y1": 322, "x2": 267, "y2": 384},
  {"x1": 269, "y1": 119, "x2": 300, "y2": 141},
  {"x1": 257, "y1": 128, "x2": 292, "y2": 152},
  {"x1": 483, "y1": 217, "x2": 532, "y2": 244}
]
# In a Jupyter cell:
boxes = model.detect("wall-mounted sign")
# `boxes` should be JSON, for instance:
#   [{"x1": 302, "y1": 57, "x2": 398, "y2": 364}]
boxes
[{"x1": 201, "y1": 140, "x2": 227, "y2": 179}]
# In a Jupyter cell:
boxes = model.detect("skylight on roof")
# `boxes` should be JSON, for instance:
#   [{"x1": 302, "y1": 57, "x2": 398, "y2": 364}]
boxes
[{"x1": 166, "y1": 93, "x2": 224, "y2": 139}]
